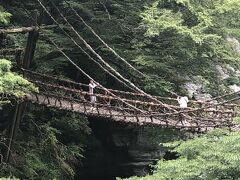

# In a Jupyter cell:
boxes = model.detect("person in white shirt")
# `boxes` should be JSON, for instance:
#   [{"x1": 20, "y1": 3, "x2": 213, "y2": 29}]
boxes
[
  {"x1": 177, "y1": 96, "x2": 189, "y2": 108},
  {"x1": 89, "y1": 80, "x2": 97, "y2": 105}
]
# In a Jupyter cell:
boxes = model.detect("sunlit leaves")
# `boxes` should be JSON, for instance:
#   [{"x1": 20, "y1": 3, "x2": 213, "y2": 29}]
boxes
[
  {"x1": 140, "y1": 0, "x2": 223, "y2": 43},
  {"x1": 0, "y1": 6, "x2": 12, "y2": 25},
  {"x1": 132, "y1": 0, "x2": 240, "y2": 95},
  {"x1": 0, "y1": 59, "x2": 38, "y2": 102},
  {"x1": 126, "y1": 129, "x2": 240, "y2": 180}
]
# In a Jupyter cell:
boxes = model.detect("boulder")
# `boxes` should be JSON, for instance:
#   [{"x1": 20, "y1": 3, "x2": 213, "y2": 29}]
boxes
[
  {"x1": 229, "y1": 84, "x2": 240, "y2": 92},
  {"x1": 193, "y1": 93, "x2": 212, "y2": 102}
]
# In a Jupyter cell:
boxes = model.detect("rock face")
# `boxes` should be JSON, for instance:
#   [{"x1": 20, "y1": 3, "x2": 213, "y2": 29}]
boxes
[
  {"x1": 182, "y1": 37, "x2": 240, "y2": 99},
  {"x1": 183, "y1": 82, "x2": 202, "y2": 98},
  {"x1": 76, "y1": 117, "x2": 183, "y2": 180},
  {"x1": 215, "y1": 65, "x2": 229, "y2": 80},
  {"x1": 227, "y1": 37, "x2": 240, "y2": 53},
  {"x1": 183, "y1": 76, "x2": 210, "y2": 99},
  {"x1": 193, "y1": 93, "x2": 212, "y2": 101},
  {"x1": 229, "y1": 84, "x2": 240, "y2": 92}
]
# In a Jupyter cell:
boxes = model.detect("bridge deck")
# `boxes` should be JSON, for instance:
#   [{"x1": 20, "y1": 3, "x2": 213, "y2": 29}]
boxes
[
  {"x1": 26, "y1": 93, "x2": 235, "y2": 131},
  {"x1": 19, "y1": 69, "x2": 239, "y2": 131}
]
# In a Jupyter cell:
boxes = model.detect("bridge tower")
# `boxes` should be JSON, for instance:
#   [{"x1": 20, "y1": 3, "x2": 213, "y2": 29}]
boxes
[{"x1": 1, "y1": 25, "x2": 40, "y2": 163}]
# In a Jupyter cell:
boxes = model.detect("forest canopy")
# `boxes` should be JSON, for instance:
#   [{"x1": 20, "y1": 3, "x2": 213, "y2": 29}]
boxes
[
  {"x1": 0, "y1": 6, "x2": 11, "y2": 25},
  {"x1": 0, "y1": 59, "x2": 37, "y2": 106},
  {"x1": 126, "y1": 128, "x2": 240, "y2": 180},
  {"x1": 1, "y1": 0, "x2": 240, "y2": 179}
]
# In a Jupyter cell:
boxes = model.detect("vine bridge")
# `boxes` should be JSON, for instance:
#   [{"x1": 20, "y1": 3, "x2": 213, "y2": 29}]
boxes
[
  {"x1": 1, "y1": 2, "x2": 240, "y2": 166},
  {"x1": 1, "y1": 23, "x2": 240, "y2": 132},
  {"x1": 21, "y1": 69, "x2": 239, "y2": 132}
]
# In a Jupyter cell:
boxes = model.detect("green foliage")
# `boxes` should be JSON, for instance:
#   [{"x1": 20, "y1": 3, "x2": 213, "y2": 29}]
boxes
[
  {"x1": 0, "y1": 59, "x2": 37, "y2": 106},
  {"x1": 0, "y1": 6, "x2": 11, "y2": 25},
  {"x1": 224, "y1": 76, "x2": 240, "y2": 86},
  {"x1": 140, "y1": 1, "x2": 220, "y2": 43},
  {"x1": 126, "y1": 129, "x2": 240, "y2": 180},
  {"x1": 233, "y1": 116, "x2": 240, "y2": 125},
  {"x1": 1, "y1": 107, "x2": 91, "y2": 179},
  {"x1": 2, "y1": 0, "x2": 240, "y2": 179},
  {"x1": 132, "y1": 0, "x2": 240, "y2": 95}
]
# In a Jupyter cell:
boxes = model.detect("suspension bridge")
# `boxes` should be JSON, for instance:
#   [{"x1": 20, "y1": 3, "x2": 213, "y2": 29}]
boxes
[
  {"x1": 20, "y1": 68, "x2": 238, "y2": 132},
  {"x1": 1, "y1": 1, "x2": 240, "y2": 166},
  {"x1": 1, "y1": 0, "x2": 240, "y2": 133}
]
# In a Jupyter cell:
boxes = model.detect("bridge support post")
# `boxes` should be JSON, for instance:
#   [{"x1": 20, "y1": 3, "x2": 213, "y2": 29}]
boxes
[
  {"x1": 5, "y1": 103, "x2": 26, "y2": 162},
  {"x1": 23, "y1": 29, "x2": 39, "y2": 68},
  {"x1": 15, "y1": 48, "x2": 24, "y2": 69},
  {"x1": 4, "y1": 24, "x2": 40, "y2": 163}
]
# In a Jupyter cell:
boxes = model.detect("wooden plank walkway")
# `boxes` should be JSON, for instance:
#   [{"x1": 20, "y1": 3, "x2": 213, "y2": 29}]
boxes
[
  {"x1": 25, "y1": 93, "x2": 235, "y2": 131},
  {"x1": 20, "y1": 69, "x2": 239, "y2": 131}
]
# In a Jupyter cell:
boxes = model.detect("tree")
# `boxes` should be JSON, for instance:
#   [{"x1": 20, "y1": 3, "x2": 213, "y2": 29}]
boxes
[
  {"x1": 125, "y1": 128, "x2": 240, "y2": 180},
  {"x1": 132, "y1": 0, "x2": 240, "y2": 95},
  {"x1": 0, "y1": 6, "x2": 11, "y2": 25},
  {"x1": 0, "y1": 59, "x2": 37, "y2": 107}
]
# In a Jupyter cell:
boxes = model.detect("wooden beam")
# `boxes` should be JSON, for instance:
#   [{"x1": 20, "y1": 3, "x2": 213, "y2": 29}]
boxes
[
  {"x1": 0, "y1": 26, "x2": 38, "y2": 34},
  {"x1": 15, "y1": 49, "x2": 24, "y2": 69},
  {"x1": 0, "y1": 25, "x2": 57, "y2": 34},
  {"x1": 0, "y1": 48, "x2": 24, "y2": 54},
  {"x1": 5, "y1": 103, "x2": 26, "y2": 163},
  {"x1": 23, "y1": 30, "x2": 39, "y2": 68}
]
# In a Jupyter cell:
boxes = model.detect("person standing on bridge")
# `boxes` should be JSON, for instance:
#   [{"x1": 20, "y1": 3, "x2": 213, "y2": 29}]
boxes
[
  {"x1": 89, "y1": 79, "x2": 97, "y2": 109},
  {"x1": 177, "y1": 96, "x2": 189, "y2": 108}
]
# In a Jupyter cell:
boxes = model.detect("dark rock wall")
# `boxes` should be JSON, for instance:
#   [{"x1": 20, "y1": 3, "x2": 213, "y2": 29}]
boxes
[{"x1": 76, "y1": 117, "x2": 184, "y2": 180}]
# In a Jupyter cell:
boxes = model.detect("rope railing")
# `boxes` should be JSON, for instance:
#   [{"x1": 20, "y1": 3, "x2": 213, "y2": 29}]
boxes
[
  {"x1": 4, "y1": 5, "x2": 238, "y2": 131},
  {"x1": 22, "y1": 68, "x2": 240, "y2": 111},
  {"x1": 0, "y1": 48, "x2": 24, "y2": 54},
  {"x1": 23, "y1": 5, "x2": 148, "y2": 114},
  {"x1": 22, "y1": 74, "x2": 237, "y2": 131},
  {"x1": 27, "y1": 90, "x2": 234, "y2": 130},
  {"x1": 30, "y1": 81, "x2": 150, "y2": 116},
  {"x1": 0, "y1": 25, "x2": 57, "y2": 34},
  {"x1": 20, "y1": 69, "x2": 196, "y2": 104},
  {"x1": 208, "y1": 91, "x2": 240, "y2": 102},
  {"x1": 29, "y1": 80, "x2": 161, "y2": 113},
  {"x1": 23, "y1": 71, "x2": 200, "y2": 113},
  {"x1": 30, "y1": 79, "x2": 236, "y2": 115}
]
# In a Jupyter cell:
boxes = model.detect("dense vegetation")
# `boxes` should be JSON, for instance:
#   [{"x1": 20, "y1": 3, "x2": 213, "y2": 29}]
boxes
[
  {"x1": 0, "y1": 59, "x2": 37, "y2": 106},
  {"x1": 125, "y1": 128, "x2": 240, "y2": 180},
  {"x1": 0, "y1": 108, "x2": 91, "y2": 179},
  {"x1": 0, "y1": 5, "x2": 11, "y2": 25},
  {"x1": 1, "y1": 0, "x2": 240, "y2": 179}
]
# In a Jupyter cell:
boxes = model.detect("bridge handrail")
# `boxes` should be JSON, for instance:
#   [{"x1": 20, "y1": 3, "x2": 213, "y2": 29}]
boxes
[
  {"x1": 30, "y1": 80, "x2": 176, "y2": 109},
  {"x1": 32, "y1": 79, "x2": 237, "y2": 113},
  {"x1": 31, "y1": 91, "x2": 233, "y2": 124},
  {"x1": 29, "y1": 92, "x2": 234, "y2": 130},
  {"x1": 0, "y1": 48, "x2": 24, "y2": 54},
  {"x1": 21, "y1": 69, "x2": 240, "y2": 108},
  {"x1": 32, "y1": 90, "x2": 141, "y2": 114},
  {"x1": 21, "y1": 69, "x2": 182, "y2": 101},
  {"x1": 29, "y1": 79, "x2": 236, "y2": 121}
]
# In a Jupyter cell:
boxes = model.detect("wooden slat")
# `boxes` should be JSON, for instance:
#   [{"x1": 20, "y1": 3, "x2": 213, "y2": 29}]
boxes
[
  {"x1": 0, "y1": 48, "x2": 24, "y2": 54},
  {"x1": 0, "y1": 25, "x2": 57, "y2": 34},
  {"x1": 0, "y1": 26, "x2": 39, "y2": 34}
]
